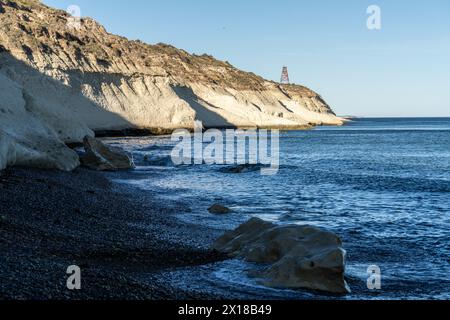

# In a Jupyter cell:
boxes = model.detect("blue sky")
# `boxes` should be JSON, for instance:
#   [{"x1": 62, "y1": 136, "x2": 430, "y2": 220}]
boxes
[{"x1": 43, "y1": 0, "x2": 450, "y2": 117}]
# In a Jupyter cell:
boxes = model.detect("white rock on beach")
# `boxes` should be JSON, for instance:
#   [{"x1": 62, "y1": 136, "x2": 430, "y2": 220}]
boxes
[
  {"x1": 213, "y1": 218, "x2": 351, "y2": 294},
  {"x1": 0, "y1": 72, "x2": 80, "y2": 171}
]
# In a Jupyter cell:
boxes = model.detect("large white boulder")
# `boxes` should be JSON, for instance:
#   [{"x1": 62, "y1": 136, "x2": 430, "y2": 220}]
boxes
[
  {"x1": 213, "y1": 218, "x2": 350, "y2": 294},
  {"x1": 0, "y1": 71, "x2": 81, "y2": 171}
]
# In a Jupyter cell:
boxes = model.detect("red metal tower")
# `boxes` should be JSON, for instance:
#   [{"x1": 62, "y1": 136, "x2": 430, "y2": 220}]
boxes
[{"x1": 280, "y1": 66, "x2": 290, "y2": 84}]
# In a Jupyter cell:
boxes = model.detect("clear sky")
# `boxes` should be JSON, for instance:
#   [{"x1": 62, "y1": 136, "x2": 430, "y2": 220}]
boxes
[{"x1": 43, "y1": 0, "x2": 450, "y2": 117}]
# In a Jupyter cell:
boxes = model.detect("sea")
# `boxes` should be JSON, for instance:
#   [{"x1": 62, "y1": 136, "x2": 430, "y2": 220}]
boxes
[{"x1": 105, "y1": 118, "x2": 450, "y2": 300}]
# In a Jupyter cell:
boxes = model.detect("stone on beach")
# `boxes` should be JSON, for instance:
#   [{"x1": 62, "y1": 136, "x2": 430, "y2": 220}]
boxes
[
  {"x1": 213, "y1": 218, "x2": 350, "y2": 294},
  {"x1": 80, "y1": 136, "x2": 135, "y2": 171},
  {"x1": 208, "y1": 204, "x2": 232, "y2": 214}
]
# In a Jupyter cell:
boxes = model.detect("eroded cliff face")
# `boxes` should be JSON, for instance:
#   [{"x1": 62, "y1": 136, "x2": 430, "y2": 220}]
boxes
[{"x1": 0, "y1": 0, "x2": 343, "y2": 170}]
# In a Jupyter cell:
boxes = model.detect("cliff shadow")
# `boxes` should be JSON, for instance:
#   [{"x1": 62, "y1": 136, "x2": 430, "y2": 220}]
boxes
[
  {"x1": 0, "y1": 51, "x2": 135, "y2": 139},
  {"x1": 171, "y1": 85, "x2": 235, "y2": 129}
]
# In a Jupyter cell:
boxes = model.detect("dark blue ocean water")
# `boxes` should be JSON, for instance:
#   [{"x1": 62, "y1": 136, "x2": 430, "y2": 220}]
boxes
[{"x1": 109, "y1": 118, "x2": 450, "y2": 300}]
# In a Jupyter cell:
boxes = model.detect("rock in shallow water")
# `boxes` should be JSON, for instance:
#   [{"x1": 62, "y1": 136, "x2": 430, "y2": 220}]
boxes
[
  {"x1": 208, "y1": 204, "x2": 232, "y2": 214},
  {"x1": 80, "y1": 136, "x2": 135, "y2": 171},
  {"x1": 213, "y1": 218, "x2": 350, "y2": 294},
  {"x1": 219, "y1": 164, "x2": 265, "y2": 174}
]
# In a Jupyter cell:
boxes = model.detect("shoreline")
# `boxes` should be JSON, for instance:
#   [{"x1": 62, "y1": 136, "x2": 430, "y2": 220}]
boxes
[
  {"x1": 93, "y1": 124, "x2": 318, "y2": 137},
  {"x1": 0, "y1": 167, "x2": 226, "y2": 300},
  {"x1": 2, "y1": 118, "x2": 449, "y2": 300},
  {"x1": 64, "y1": 123, "x2": 331, "y2": 148}
]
